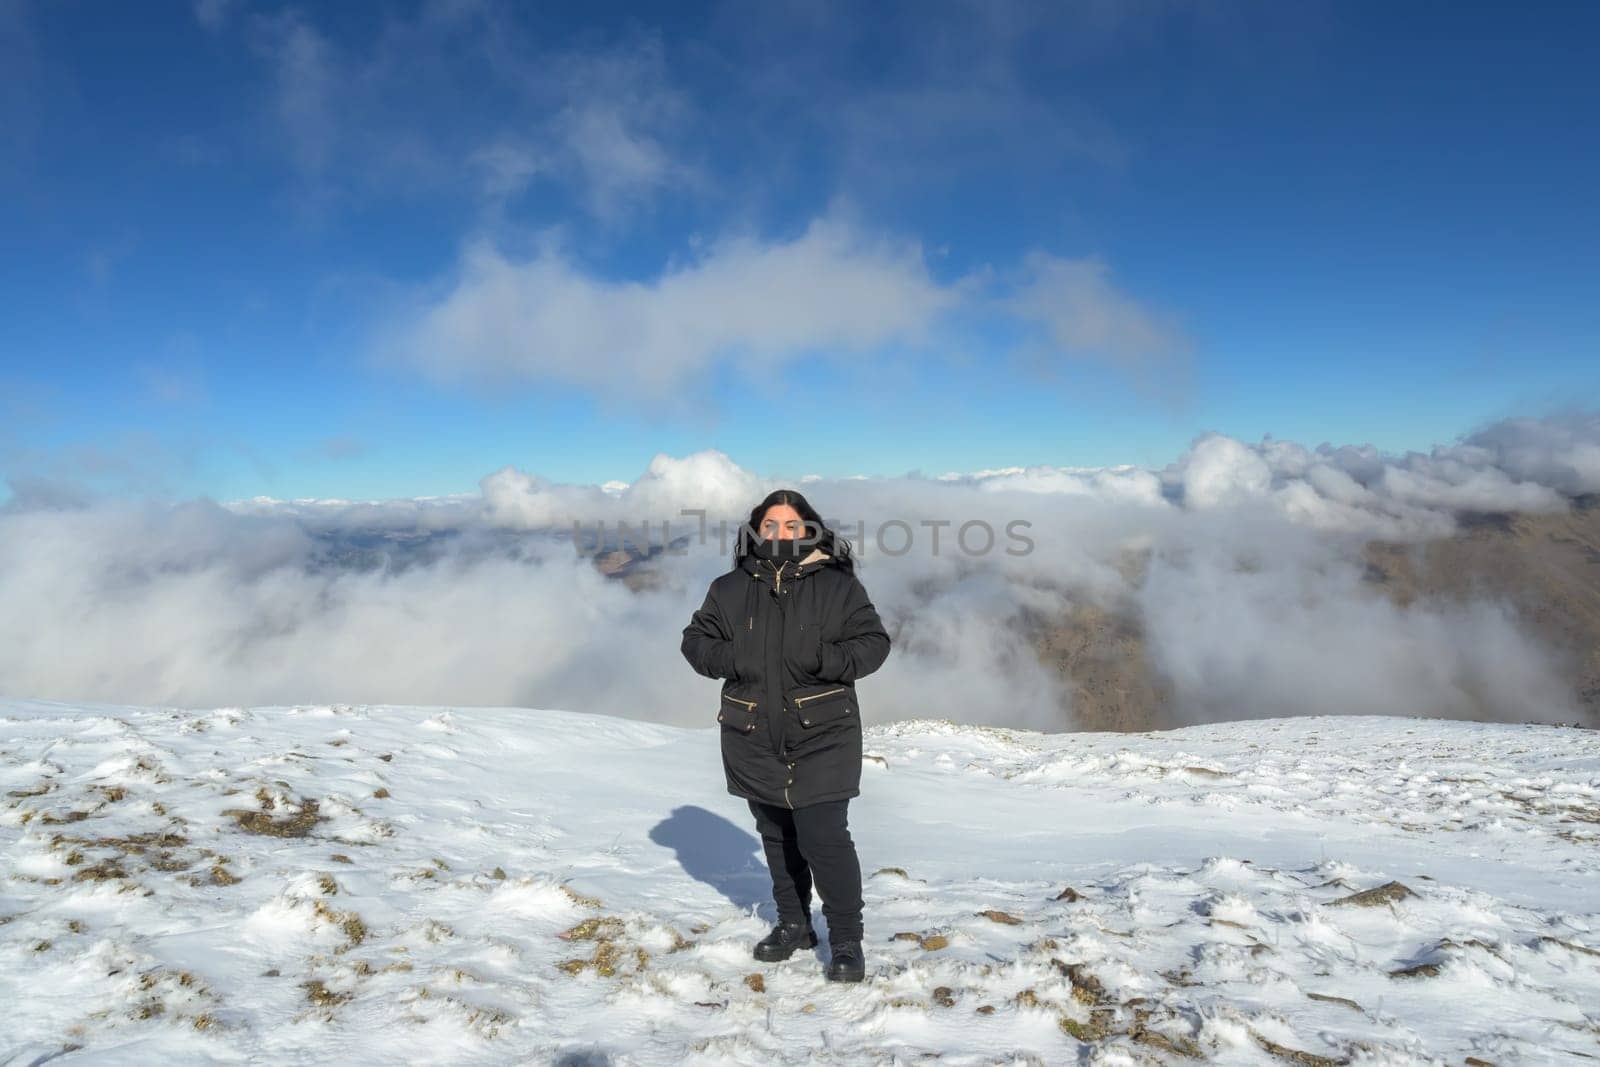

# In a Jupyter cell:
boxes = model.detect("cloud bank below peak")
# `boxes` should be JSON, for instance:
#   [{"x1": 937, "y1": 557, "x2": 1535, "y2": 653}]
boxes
[
  {"x1": 563, "y1": 412, "x2": 1593, "y2": 530},
  {"x1": 207, "y1": 412, "x2": 1599, "y2": 546},
  {"x1": 4, "y1": 413, "x2": 1594, "y2": 730}
]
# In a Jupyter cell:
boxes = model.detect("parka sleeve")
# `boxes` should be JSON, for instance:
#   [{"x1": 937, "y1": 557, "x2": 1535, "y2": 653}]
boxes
[
  {"x1": 681, "y1": 584, "x2": 737, "y2": 680},
  {"x1": 818, "y1": 574, "x2": 891, "y2": 683}
]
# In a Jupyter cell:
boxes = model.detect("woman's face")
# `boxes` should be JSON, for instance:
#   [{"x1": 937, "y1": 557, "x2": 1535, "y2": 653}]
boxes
[{"x1": 759, "y1": 503, "x2": 806, "y2": 541}]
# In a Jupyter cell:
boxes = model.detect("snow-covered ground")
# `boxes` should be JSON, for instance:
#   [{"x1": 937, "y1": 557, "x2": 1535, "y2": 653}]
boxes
[{"x1": 2, "y1": 700, "x2": 1597, "y2": 1065}]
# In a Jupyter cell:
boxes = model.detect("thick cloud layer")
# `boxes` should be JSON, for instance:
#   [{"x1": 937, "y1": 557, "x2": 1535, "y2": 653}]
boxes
[{"x1": 1, "y1": 413, "x2": 1593, "y2": 728}]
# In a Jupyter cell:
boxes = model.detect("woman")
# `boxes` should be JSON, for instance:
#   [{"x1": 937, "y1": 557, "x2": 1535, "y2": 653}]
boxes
[{"x1": 680, "y1": 489, "x2": 892, "y2": 983}]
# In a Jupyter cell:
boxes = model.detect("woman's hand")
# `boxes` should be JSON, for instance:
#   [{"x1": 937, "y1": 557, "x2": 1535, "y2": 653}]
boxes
[
  {"x1": 781, "y1": 624, "x2": 828, "y2": 681},
  {"x1": 802, "y1": 627, "x2": 825, "y2": 676},
  {"x1": 681, "y1": 587, "x2": 738, "y2": 680},
  {"x1": 732, "y1": 616, "x2": 758, "y2": 682},
  {"x1": 815, "y1": 577, "x2": 891, "y2": 683}
]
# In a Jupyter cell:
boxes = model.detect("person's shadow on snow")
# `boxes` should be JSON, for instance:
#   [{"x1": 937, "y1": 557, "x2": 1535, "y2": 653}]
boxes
[{"x1": 649, "y1": 805, "x2": 777, "y2": 923}]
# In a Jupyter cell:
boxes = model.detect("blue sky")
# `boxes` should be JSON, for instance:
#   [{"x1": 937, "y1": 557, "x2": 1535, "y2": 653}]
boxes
[{"x1": 2, "y1": 0, "x2": 1597, "y2": 504}]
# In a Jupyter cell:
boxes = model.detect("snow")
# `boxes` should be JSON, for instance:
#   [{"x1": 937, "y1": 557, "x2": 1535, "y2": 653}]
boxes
[{"x1": 2, "y1": 700, "x2": 1597, "y2": 1064}]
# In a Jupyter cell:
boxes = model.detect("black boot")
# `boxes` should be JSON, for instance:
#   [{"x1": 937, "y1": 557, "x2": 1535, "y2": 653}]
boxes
[
  {"x1": 825, "y1": 940, "x2": 865, "y2": 982},
  {"x1": 753, "y1": 918, "x2": 818, "y2": 962}
]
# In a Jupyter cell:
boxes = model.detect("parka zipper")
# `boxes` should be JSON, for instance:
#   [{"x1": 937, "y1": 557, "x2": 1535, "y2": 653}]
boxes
[
  {"x1": 793, "y1": 687, "x2": 848, "y2": 706},
  {"x1": 768, "y1": 554, "x2": 795, "y2": 807},
  {"x1": 721, "y1": 692, "x2": 757, "y2": 709}
]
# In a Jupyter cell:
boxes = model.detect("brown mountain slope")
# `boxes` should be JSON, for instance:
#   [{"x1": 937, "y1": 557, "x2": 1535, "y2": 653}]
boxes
[
  {"x1": 1361, "y1": 495, "x2": 1600, "y2": 715},
  {"x1": 1030, "y1": 598, "x2": 1175, "y2": 732},
  {"x1": 1030, "y1": 496, "x2": 1600, "y2": 732}
]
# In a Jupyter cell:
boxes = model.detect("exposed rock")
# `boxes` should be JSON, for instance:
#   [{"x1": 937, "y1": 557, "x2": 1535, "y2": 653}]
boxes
[{"x1": 1325, "y1": 881, "x2": 1415, "y2": 908}]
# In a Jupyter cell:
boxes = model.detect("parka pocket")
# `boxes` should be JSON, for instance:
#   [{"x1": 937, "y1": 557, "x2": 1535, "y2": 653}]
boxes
[
  {"x1": 788, "y1": 684, "x2": 856, "y2": 728},
  {"x1": 732, "y1": 608, "x2": 762, "y2": 682},
  {"x1": 717, "y1": 691, "x2": 759, "y2": 733},
  {"x1": 783, "y1": 619, "x2": 824, "y2": 679}
]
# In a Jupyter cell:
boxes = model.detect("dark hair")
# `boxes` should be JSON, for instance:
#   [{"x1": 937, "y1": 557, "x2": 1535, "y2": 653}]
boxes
[{"x1": 735, "y1": 488, "x2": 856, "y2": 575}]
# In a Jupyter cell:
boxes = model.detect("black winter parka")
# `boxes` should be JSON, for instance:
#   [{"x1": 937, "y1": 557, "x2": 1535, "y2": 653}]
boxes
[{"x1": 680, "y1": 545, "x2": 891, "y2": 809}]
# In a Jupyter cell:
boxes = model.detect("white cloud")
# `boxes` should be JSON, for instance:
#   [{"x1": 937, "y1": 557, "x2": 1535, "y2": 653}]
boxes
[
  {"x1": 1009, "y1": 253, "x2": 1188, "y2": 373},
  {"x1": 258, "y1": 13, "x2": 337, "y2": 177},
  {"x1": 1136, "y1": 529, "x2": 1577, "y2": 726},
  {"x1": 386, "y1": 214, "x2": 1191, "y2": 402},
  {"x1": 1452, "y1": 412, "x2": 1600, "y2": 496},
  {"x1": 959, "y1": 464, "x2": 1169, "y2": 508},
  {"x1": 1377, "y1": 461, "x2": 1566, "y2": 514},
  {"x1": 387, "y1": 217, "x2": 960, "y2": 396},
  {"x1": 238, "y1": 7, "x2": 698, "y2": 221},
  {"x1": 1155, "y1": 420, "x2": 1582, "y2": 534},
  {"x1": 1179, "y1": 433, "x2": 1272, "y2": 510},
  {"x1": 471, "y1": 140, "x2": 546, "y2": 202},
  {"x1": 544, "y1": 38, "x2": 701, "y2": 220},
  {"x1": 474, "y1": 449, "x2": 765, "y2": 531},
  {"x1": 4, "y1": 414, "x2": 1593, "y2": 729},
  {"x1": 619, "y1": 450, "x2": 766, "y2": 522}
]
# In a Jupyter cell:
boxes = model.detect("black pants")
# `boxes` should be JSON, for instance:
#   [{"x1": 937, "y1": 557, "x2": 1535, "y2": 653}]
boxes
[{"x1": 746, "y1": 797, "x2": 863, "y2": 944}]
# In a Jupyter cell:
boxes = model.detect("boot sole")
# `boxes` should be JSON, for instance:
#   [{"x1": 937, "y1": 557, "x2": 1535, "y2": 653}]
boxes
[
  {"x1": 753, "y1": 930, "x2": 817, "y2": 962},
  {"x1": 825, "y1": 967, "x2": 865, "y2": 983}
]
